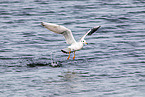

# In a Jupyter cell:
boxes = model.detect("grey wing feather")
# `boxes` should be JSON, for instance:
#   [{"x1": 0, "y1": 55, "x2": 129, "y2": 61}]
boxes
[
  {"x1": 80, "y1": 26, "x2": 101, "y2": 40},
  {"x1": 61, "y1": 30, "x2": 76, "y2": 44},
  {"x1": 41, "y1": 22, "x2": 76, "y2": 44}
]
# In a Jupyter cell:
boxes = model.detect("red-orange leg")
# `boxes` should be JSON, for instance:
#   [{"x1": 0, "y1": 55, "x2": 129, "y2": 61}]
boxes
[
  {"x1": 73, "y1": 51, "x2": 75, "y2": 60},
  {"x1": 67, "y1": 51, "x2": 71, "y2": 60}
]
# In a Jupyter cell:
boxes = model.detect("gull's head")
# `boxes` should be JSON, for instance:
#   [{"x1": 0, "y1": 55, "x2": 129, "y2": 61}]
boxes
[{"x1": 81, "y1": 39, "x2": 87, "y2": 44}]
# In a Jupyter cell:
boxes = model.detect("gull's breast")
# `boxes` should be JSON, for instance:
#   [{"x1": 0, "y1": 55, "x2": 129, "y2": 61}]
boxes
[{"x1": 70, "y1": 42, "x2": 83, "y2": 51}]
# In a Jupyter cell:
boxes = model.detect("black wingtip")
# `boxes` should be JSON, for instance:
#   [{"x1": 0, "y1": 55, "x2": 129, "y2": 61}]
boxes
[
  {"x1": 88, "y1": 26, "x2": 101, "y2": 35},
  {"x1": 41, "y1": 22, "x2": 44, "y2": 26}
]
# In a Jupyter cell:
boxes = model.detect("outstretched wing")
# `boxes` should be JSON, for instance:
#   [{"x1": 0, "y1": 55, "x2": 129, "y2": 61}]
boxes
[
  {"x1": 80, "y1": 26, "x2": 101, "y2": 40},
  {"x1": 41, "y1": 22, "x2": 76, "y2": 44}
]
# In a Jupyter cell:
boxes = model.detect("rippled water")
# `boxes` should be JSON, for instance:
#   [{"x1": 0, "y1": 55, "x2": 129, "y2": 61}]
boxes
[{"x1": 0, "y1": 0, "x2": 145, "y2": 96}]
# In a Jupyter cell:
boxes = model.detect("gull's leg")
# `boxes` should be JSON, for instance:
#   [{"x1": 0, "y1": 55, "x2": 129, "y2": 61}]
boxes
[
  {"x1": 67, "y1": 51, "x2": 71, "y2": 60},
  {"x1": 73, "y1": 51, "x2": 75, "y2": 60}
]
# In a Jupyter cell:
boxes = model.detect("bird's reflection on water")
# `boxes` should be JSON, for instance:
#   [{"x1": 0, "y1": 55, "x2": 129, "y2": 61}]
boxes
[
  {"x1": 58, "y1": 70, "x2": 85, "y2": 93},
  {"x1": 60, "y1": 70, "x2": 77, "y2": 81}
]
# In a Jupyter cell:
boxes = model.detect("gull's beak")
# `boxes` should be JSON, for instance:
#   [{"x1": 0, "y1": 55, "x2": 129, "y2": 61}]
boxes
[{"x1": 85, "y1": 42, "x2": 88, "y2": 44}]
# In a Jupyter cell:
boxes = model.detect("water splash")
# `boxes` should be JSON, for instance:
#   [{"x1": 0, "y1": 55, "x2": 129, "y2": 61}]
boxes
[
  {"x1": 49, "y1": 52, "x2": 59, "y2": 67},
  {"x1": 26, "y1": 52, "x2": 62, "y2": 67}
]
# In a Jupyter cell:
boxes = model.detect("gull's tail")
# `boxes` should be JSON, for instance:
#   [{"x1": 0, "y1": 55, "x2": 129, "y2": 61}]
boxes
[
  {"x1": 61, "y1": 48, "x2": 70, "y2": 54},
  {"x1": 61, "y1": 48, "x2": 75, "y2": 54}
]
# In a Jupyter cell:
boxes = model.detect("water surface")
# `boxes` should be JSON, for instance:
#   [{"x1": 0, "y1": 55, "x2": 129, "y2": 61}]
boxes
[{"x1": 0, "y1": 0, "x2": 145, "y2": 97}]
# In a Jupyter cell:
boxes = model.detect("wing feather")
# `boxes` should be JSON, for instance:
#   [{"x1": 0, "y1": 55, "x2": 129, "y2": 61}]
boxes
[
  {"x1": 80, "y1": 26, "x2": 101, "y2": 40},
  {"x1": 41, "y1": 22, "x2": 76, "y2": 44}
]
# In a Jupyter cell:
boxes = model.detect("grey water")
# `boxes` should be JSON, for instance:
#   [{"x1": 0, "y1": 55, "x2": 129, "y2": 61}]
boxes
[{"x1": 0, "y1": 0, "x2": 145, "y2": 97}]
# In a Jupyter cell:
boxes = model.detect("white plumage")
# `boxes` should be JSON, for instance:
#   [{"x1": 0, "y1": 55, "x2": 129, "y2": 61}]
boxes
[{"x1": 41, "y1": 22, "x2": 101, "y2": 60}]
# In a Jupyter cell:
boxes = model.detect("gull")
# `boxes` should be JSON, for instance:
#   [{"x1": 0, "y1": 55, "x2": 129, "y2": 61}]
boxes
[{"x1": 41, "y1": 22, "x2": 101, "y2": 60}]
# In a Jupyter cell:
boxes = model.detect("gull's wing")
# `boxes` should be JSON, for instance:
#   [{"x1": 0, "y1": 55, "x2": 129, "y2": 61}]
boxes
[
  {"x1": 80, "y1": 26, "x2": 101, "y2": 40},
  {"x1": 41, "y1": 22, "x2": 76, "y2": 44}
]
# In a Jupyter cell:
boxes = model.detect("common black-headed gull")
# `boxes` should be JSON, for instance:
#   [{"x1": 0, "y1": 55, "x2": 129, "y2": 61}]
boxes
[{"x1": 41, "y1": 22, "x2": 101, "y2": 60}]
